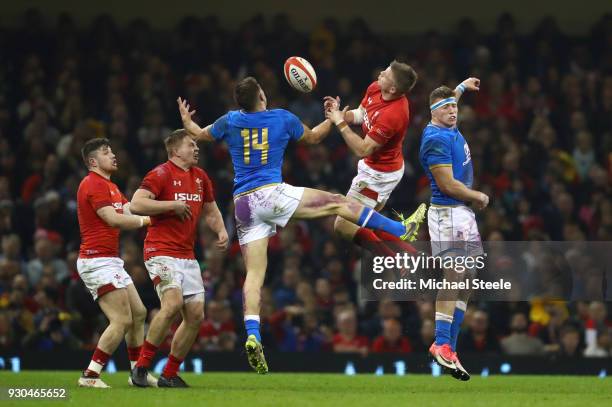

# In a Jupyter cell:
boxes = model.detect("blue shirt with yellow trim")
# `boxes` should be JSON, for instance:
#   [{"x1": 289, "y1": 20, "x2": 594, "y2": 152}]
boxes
[
  {"x1": 210, "y1": 109, "x2": 304, "y2": 196},
  {"x1": 419, "y1": 123, "x2": 473, "y2": 206}
]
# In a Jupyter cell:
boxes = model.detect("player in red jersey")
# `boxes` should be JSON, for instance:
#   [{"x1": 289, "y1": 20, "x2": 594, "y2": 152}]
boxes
[
  {"x1": 129, "y1": 129, "x2": 228, "y2": 388},
  {"x1": 325, "y1": 60, "x2": 425, "y2": 256},
  {"x1": 76, "y1": 138, "x2": 156, "y2": 388}
]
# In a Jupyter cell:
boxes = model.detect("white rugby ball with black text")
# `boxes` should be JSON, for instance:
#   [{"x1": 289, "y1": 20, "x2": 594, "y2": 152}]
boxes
[{"x1": 284, "y1": 56, "x2": 317, "y2": 93}]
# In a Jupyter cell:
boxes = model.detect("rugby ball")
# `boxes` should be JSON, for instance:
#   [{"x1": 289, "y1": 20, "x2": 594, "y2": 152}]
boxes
[{"x1": 283, "y1": 56, "x2": 317, "y2": 93}]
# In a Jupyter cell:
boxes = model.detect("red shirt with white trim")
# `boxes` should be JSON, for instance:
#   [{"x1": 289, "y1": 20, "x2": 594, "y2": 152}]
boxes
[
  {"x1": 360, "y1": 81, "x2": 409, "y2": 172},
  {"x1": 77, "y1": 171, "x2": 127, "y2": 258},
  {"x1": 140, "y1": 160, "x2": 214, "y2": 261}
]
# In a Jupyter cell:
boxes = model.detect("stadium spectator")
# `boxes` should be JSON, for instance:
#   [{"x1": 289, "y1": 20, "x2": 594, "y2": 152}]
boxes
[
  {"x1": 501, "y1": 313, "x2": 544, "y2": 355},
  {"x1": 198, "y1": 300, "x2": 236, "y2": 351},
  {"x1": 458, "y1": 310, "x2": 500, "y2": 353},
  {"x1": 332, "y1": 309, "x2": 369, "y2": 355},
  {"x1": 555, "y1": 323, "x2": 583, "y2": 357},
  {"x1": 26, "y1": 230, "x2": 69, "y2": 286},
  {"x1": 273, "y1": 267, "x2": 301, "y2": 308},
  {"x1": 583, "y1": 301, "x2": 612, "y2": 354},
  {"x1": 584, "y1": 330, "x2": 610, "y2": 358},
  {"x1": 371, "y1": 318, "x2": 412, "y2": 353}
]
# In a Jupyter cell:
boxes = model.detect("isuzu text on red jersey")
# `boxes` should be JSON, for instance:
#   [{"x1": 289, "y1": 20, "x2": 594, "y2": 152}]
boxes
[{"x1": 140, "y1": 160, "x2": 214, "y2": 260}]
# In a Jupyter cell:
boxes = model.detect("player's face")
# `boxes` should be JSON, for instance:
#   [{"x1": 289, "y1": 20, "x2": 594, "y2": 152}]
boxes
[
  {"x1": 92, "y1": 145, "x2": 117, "y2": 173},
  {"x1": 377, "y1": 66, "x2": 396, "y2": 94},
  {"x1": 432, "y1": 100, "x2": 458, "y2": 127},
  {"x1": 176, "y1": 136, "x2": 199, "y2": 166}
]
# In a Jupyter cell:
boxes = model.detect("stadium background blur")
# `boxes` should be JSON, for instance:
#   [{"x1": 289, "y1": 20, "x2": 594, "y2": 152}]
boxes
[{"x1": 0, "y1": 3, "x2": 611, "y2": 364}]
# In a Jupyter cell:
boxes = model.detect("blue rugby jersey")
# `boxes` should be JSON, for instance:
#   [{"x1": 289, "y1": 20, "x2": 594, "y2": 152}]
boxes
[
  {"x1": 419, "y1": 123, "x2": 474, "y2": 206},
  {"x1": 210, "y1": 109, "x2": 304, "y2": 196}
]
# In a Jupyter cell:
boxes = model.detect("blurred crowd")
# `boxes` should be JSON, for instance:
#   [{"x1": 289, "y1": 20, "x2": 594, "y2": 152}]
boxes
[{"x1": 0, "y1": 9, "x2": 611, "y2": 358}]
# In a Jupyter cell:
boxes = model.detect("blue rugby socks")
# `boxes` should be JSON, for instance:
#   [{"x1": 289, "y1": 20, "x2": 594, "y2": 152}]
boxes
[
  {"x1": 244, "y1": 315, "x2": 261, "y2": 342},
  {"x1": 435, "y1": 312, "x2": 453, "y2": 346},
  {"x1": 450, "y1": 301, "x2": 467, "y2": 352},
  {"x1": 357, "y1": 207, "x2": 405, "y2": 237}
]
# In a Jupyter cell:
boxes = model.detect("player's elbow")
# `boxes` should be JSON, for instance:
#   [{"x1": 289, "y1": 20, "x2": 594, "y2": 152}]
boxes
[
  {"x1": 357, "y1": 145, "x2": 374, "y2": 158},
  {"x1": 129, "y1": 199, "x2": 145, "y2": 215}
]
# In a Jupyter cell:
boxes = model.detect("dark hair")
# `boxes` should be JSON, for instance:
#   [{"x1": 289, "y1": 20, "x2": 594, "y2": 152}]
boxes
[
  {"x1": 164, "y1": 129, "x2": 189, "y2": 157},
  {"x1": 390, "y1": 60, "x2": 418, "y2": 94},
  {"x1": 429, "y1": 86, "x2": 455, "y2": 105},
  {"x1": 234, "y1": 76, "x2": 261, "y2": 111},
  {"x1": 81, "y1": 137, "x2": 111, "y2": 168}
]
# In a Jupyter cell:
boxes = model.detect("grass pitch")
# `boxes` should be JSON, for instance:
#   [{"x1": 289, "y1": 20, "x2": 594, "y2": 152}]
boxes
[{"x1": 0, "y1": 371, "x2": 610, "y2": 407}]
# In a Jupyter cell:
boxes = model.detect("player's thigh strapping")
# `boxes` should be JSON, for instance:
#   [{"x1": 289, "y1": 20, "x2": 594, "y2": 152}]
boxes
[
  {"x1": 233, "y1": 183, "x2": 305, "y2": 245},
  {"x1": 144, "y1": 256, "x2": 204, "y2": 303},
  {"x1": 77, "y1": 257, "x2": 133, "y2": 300},
  {"x1": 428, "y1": 205, "x2": 483, "y2": 257},
  {"x1": 347, "y1": 159, "x2": 404, "y2": 208}
]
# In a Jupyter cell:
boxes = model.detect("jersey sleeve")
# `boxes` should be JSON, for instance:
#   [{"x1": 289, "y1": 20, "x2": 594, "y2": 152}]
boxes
[
  {"x1": 284, "y1": 110, "x2": 305, "y2": 141},
  {"x1": 140, "y1": 167, "x2": 167, "y2": 197},
  {"x1": 209, "y1": 113, "x2": 229, "y2": 140},
  {"x1": 421, "y1": 135, "x2": 452, "y2": 169},
  {"x1": 87, "y1": 180, "x2": 113, "y2": 211},
  {"x1": 201, "y1": 170, "x2": 215, "y2": 203}
]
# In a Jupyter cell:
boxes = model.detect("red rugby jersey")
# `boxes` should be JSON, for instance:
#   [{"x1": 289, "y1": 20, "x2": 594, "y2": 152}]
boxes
[
  {"x1": 77, "y1": 171, "x2": 127, "y2": 258},
  {"x1": 140, "y1": 160, "x2": 214, "y2": 261},
  {"x1": 360, "y1": 81, "x2": 410, "y2": 172}
]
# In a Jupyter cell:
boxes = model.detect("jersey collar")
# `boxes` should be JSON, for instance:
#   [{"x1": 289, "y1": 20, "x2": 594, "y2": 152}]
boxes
[
  {"x1": 168, "y1": 159, "x2": 191, "y2": 172},
  {"x1": 427, "y1": 122, "x2": 458, "y2": 132}
]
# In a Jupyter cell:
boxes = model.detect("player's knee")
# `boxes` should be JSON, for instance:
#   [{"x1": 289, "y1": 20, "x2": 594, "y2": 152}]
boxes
[
  {"x1": 160, "y1": 295, "x2": 183, "y2": 318},
  {"x1": 186, "y1": 309, "x2": 204, "y2": 329},
  {"x1": 111, "y1": 312, "x2": 133, "y2": 332},
  {"x1": 132, "y1": 303, "x2": 147, "y2": 324}
]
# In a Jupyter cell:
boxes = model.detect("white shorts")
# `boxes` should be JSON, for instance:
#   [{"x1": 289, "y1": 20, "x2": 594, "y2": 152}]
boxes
[
  {"x1": 77, "y1": 257, "x2": 133, "y2": 301},
  {"x1": 347, "y1": 160, "x2": 404, "y2": 208},
  {"x1": 144, "y1": 256, "x2": 204, "y2": 300},
  {"x1": 233, "y1": 183, "x2": 305, "y2": 245},
  {"x1": 428, "y1": 205, "x2": 483, "y2": 257}
]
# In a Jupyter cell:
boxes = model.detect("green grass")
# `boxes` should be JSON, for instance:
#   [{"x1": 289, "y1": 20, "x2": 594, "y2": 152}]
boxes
[{"x1": 0, "y1": 371, "x2": 611, "y2": 407}]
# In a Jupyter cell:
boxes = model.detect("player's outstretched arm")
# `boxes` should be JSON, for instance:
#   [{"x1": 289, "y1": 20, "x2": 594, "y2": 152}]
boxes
[
  {"x1": 298, "y1": 119, "x2": 334, "y2": 145},
  {"x1": 430, "y1": 166, "x2": 489, "y2": 210},
  {"x1": 96, "y1": 206, "x2": 151, "y2": 230},
  {"x1": 130, "y1": 188, "x2": 193, "y2": 220},
  {"x1": 454, "y1": 77, "x2": 480, "y2": 102},
  {"x1": 177, "y1": 97, "x2": 214, "y2": 142},
  {"x1": 202, "y1": 201, "x2": 229, "y2": 250},
  {"x1": 325, "y1": 106, "x2": 381, "y2": 158}
]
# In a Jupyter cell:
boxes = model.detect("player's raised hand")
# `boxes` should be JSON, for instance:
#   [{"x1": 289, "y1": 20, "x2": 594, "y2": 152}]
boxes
[
  {"x1": 177, "y1": 97, "x2": 196, "y2": 121},
  {"x1": 215, "y1": 229, "x2": 229, "y2": 250},
  {"x1": 463, "y1": 77, "x2": 480, "y2": 92},
  {"x1": 177, "y1": 97, "x2": 202, "y2": 138},
  {"x1": 323, "y1": 96, "x2": 340, "y2": 111},
  {"x1": 172, "y1": 200, "x2": 192, "y2": 220}
]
